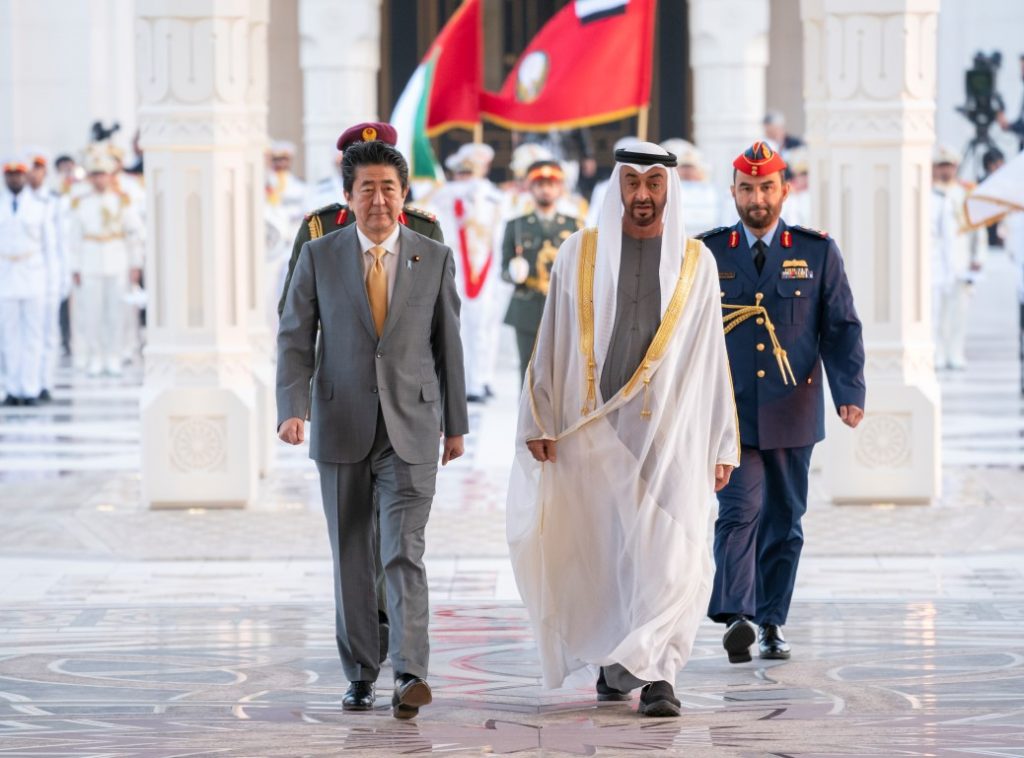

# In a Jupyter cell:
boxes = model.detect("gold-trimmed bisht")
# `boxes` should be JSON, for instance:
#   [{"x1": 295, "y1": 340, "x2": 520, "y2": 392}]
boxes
[
  {"x1": 577, "y1": 229, "x2": 703, "y2": 420},
  {"x1": 722, "y1": 293, "x2": 797, "y2": 385}
]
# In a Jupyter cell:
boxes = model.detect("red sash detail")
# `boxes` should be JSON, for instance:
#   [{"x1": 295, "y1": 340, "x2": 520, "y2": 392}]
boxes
[{"x1": 453, "y1": 197, "x2": 492, "y2": 299}]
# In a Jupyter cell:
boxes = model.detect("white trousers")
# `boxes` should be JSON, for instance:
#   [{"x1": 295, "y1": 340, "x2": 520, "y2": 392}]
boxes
[
  {"x1": 0, "y1": 297, "x2": 45, "y2": 398},
  {"x1": 936, "y1": 281, "x2": 972, "y2": 368},
  {"x1": 78, "y1": 275, "x2": 126, "y2": 369},
  {"x1": 460, "y1": 295, "x2": 489, "y2": 397},
  {"x1": 39, "y1": 295, "x2": 61, "y2": 391}
]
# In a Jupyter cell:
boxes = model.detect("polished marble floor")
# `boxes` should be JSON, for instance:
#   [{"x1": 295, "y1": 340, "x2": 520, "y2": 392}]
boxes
[{"x1": 1, "y1": 253, "x2": 1023, "y2": 756}]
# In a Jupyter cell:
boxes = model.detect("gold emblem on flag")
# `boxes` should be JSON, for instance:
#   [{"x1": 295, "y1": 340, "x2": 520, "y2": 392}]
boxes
[{"x1": 516, "y1": 51, "x2": 550, "y2": 104}]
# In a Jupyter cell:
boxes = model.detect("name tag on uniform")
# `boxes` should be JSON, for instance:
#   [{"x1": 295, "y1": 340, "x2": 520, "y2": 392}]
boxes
[
  {"x1": 781, "y1": 259, "x2": 813, "y2": 279},
  {"x1": 719, "y1": 271, "x2": 736, "y2": 279}
]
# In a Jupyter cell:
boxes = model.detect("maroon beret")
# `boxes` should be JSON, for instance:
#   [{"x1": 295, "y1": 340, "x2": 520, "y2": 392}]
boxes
[{"x1": 336, "y1": 122, "x2": 399, "y2": 152}]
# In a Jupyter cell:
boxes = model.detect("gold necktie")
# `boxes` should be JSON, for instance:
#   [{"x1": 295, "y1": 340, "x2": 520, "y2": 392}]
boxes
[{"x1": 366, "y1": 245, "x2": 388, "y2": 336}]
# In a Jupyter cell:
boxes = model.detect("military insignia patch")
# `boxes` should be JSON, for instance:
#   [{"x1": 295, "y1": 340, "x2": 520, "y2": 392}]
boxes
[
  {"x1": 719, "y1": 271, "x2": 737, "y2": 279},
  {"x1": 782, "y1": 259, "x2": 809, "y2": 268},
  {"x1": 780, "y1": 265, "x2": 813, "y2": 280},
  {"x1": 362, "y1": 126, "x2": 378, "y2": 141}
]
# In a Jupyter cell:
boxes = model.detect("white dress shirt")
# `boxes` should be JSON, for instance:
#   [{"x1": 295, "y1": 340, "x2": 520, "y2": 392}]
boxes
[{"x1": 356, "y1": 224, "x2": 401, "y2": 302}]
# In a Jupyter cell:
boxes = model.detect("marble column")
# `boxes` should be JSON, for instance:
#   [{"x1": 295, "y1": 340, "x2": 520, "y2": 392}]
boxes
[
  {"x1": 136, "y1": 0, "x2": 270, "y2": 508},
  {"x1": 801, "y1": 0, "x2": 941, "y2": 503},
  {"x1": 689, "y1": 0, "x2": 770, "y2": 192},
  {"x1": 298, "y1": 0, "x2": 382, "y2": 185}
]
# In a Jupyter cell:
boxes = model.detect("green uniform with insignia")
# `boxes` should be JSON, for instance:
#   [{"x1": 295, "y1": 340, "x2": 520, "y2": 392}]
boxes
[
  {"x1": 501, "y1": 210, "x2": 581, "y2": 380},
  {"x1": 277, "y1": 202, "x2": 443, "y2": 316}
]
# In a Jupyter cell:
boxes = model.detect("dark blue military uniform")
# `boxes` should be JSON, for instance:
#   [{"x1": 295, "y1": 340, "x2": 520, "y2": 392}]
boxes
[{"x1": 698, "y1": 218, "x2": 866, "y2": 626}]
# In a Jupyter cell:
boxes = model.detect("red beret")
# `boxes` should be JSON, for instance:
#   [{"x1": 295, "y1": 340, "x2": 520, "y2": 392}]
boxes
[
  {"x1": 336, "y1": 122, "x2": 398, "y2": 152},
  {"x1": 733, "y1": 141, "x2": 787, "y2": 177}
]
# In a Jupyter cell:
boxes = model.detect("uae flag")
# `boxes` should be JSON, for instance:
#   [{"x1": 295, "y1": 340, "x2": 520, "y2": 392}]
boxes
[
  {"x1": 479, "y1": 0, "x2": 656, "y2": 131},
  {"x1": 390, "y1": 0, "x2": 481, "y2": 180}
]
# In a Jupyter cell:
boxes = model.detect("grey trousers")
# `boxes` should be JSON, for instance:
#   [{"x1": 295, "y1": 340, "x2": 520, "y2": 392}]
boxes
[{"x1": 316, "y1": 410, "x2": 437, "y2": 682}]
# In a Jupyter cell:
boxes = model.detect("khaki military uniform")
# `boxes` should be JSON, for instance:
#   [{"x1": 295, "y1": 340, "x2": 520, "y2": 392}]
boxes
[
  {"x1": 277, "y1": 202, "x2": 443, "y2": 317},
  {"x1": 501, "y1": 210, "x2": 580, "y2": 380}
]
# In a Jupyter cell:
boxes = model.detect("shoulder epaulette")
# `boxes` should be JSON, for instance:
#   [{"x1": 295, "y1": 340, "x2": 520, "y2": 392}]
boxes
[
  {"x1": 403, "y1": 205, "x2": 437, "y2": 223},
  {"x1": 693, "y1": 226, "x2": 730, "y2": 240},
  {"x1": 789, "y1": 224, "x2": 829, "y2": 239},
  {"x1": 303, "y1": 202, "x2": 343, "y2": 221}
]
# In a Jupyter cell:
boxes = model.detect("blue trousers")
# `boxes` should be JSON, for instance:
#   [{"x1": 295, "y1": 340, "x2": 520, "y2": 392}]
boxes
[{"x1": 708, "y1": 444, "x2": 814, "y2": 626}]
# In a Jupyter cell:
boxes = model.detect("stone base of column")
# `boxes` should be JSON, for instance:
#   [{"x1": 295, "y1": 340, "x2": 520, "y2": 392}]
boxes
[
  {"x1": 822, "y1": 381, "x2": 941, "y2": 504},
  {"x1": 140, "y1": 385, "x2": 259, "y2": 509},
  {"x1": 251, "y1": 357, "x2": 276, "y2": 478}
]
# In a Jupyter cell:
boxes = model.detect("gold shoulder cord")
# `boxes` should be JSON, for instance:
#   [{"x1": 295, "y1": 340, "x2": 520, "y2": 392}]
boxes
[
  {"x1": 622, "y1": 238, "x2": 702, "y2": 418},
  {"x1": 722, "y1": 294, "x2": 796, "y2": 385},
  {"x1": 307, "y1": 215, "x2": 324, "y2": 240},
  {"x1": 577, "y1": 228, "x2": 599, "y2": 415}
]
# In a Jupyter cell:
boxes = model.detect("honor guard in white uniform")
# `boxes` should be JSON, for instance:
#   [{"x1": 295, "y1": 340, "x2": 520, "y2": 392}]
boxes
[
  {"x1": 660, "y1": 138, "x2": 721, "y2": 234},
  {"x1": 26, "y1": 154, "x2": 69, "y2": 401},
  {"x1": 67, "y1": 153, "x2": 144, "y2": 377},
  {"x1": 1, "y1": 159, "x2": 57, "y2": 405},
  {"x1": 781, "y1": 148, "x2": 811, "y2": 228},
  {"x1": 428, "y1": 143, "x2": 504, "y2": 401},
  {"x1": 266, "y1": 140, "x2": 307, "y2": 225},
  {"x1": 932, "y1": 144, "x2": 985, "y2": 370}
]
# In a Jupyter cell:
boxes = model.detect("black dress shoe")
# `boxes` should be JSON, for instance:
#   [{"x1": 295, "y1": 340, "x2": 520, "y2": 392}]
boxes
[
  {"x1": 378, "y1": 610, "x2": 390, "y2": 664},
  {"x1": 723, "y1": 614, "x2": 756, "y2": 664},
  {"x1": 38, "y1": 389, "x2": 52, "y2": 403},
  {"x1": 342, "y1": 680, "x2": 375, "y2": 711},
  {"x1": 20, "y1": 397, "x2": 38, "y2": 407},
  {"x1": 638, "y1": 680, "x2": 681, "y2": 717},
  {"x1": 2, "y1": 396, "x2": 18, "y2": 407},
  {"x1": 758, "y1": 624, "x2": 791, "y2": 659},
  {"x1": 466, "y1": 393, "x2": 487, "y2": 404},
  {"x1": 595, "y1": 667, "x2": 632, "y2": 702},
  {"x1": 392, "y1": 673, "x2": 432, "y2": 720}
]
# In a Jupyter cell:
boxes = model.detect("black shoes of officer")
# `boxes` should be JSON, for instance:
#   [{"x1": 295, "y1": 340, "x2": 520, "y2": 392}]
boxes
[
  {"x1": 638, "y1": 680, "x2": 681, "y2": 717},
  {"x1": 378, "y1": 610, "x2": 389, "y2": 664},
  {"x1": 2, "y1": 396, "x2": 18, "y2": 407},
  {"x1": 723, "y1": 614, "x2": 757, "y2": 664},
  {"x1": 392, "y1": 673, "x2": 432, "y2": 720},
  {"x1": 38, "y1": 389, "x2": 52, "y2": 403},
  {"x1": 342, "y1": 680, "x2": 375, "y2": 711},
  {"x1": 595, "y1": 667, "x2": 632, "y2": 701},
  {"x1": 758, "y1": 624, "x2": 791, "y2": 659}
]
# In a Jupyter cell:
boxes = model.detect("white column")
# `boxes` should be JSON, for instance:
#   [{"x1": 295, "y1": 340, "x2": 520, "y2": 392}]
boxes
[
  {"x1": 298, "y1": 0, "x2": 382, "y2": 184},
  {"x1": 802, "y1": 0, "x2": 941, "y2": 503},
  {"x1": 136, "y1": 0, "x2": 270, "y2": 508},
  {"x1": 689, "y1": 0, "x2": 770, "y2": 192}
]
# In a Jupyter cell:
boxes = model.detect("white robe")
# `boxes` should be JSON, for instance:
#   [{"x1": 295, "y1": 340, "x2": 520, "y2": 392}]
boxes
[{"x1": 507, "y1": 228, "x2": 740, "y2": 689}]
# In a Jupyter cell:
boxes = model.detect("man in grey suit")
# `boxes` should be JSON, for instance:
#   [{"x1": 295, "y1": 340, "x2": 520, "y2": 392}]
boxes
[{"x1": 276, "y1": 140, "x2": 468, "y2": 720}]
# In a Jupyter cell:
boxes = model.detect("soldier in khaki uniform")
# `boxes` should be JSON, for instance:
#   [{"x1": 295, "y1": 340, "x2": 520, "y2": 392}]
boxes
[
  {"x1": 501, "y1": 160, "x2": 580, "y2": 381},
  {"x1": 277, "y1": 122, "x2": 442, "y2": 317}
]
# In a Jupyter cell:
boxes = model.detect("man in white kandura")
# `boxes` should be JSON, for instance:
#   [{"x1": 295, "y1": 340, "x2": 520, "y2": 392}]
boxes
[{"x1": 507, "y1": 142, "x2": 740, "y2": 718}]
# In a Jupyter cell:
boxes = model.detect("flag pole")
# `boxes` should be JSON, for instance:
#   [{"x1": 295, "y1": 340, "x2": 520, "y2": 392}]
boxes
[
  {"x1": 637, "y1": 105, "x2": 649, "y2": 142},
  {"x1": 473, "y1": 122, "x2": 483, "y2": 143}
]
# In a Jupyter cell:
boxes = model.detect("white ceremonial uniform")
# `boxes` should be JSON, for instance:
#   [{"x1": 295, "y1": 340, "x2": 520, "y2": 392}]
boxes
[
  {"x1": 934, "y1": 180, "x2": 982, "y2": 369},
  {"x1": 0, "y1": 189, "x2": 56, "y2": 400},
  {"x1": 678, "y1": 179, "x2": 721, "y2": 234},
  {"x1": 68, "y1": 189, "x2": 144, "y2": 375},
  {"x1": 32, "y1": 185, "x2": 69, "y2": 393},
  {"x1": 429, "y1": 177, "x2": 504, "y2": 398},
  {"x1": 782, "y1": 189, "x2": 811, "y2": 228},
  {"x1": 267, "y1": 170, "x2": 307, "y2": 225}
]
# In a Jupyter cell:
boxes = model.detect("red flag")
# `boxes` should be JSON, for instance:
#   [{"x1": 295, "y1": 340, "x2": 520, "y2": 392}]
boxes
[
  {"x1": 479, "y1": 0, "x2": 656, "y2": 131},
  {"x1": 423, "y1": 0, "x2": 482, "y2": 135}
]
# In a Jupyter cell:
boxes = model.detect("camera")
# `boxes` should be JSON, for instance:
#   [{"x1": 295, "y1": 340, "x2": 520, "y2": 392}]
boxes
[{"x1": 957, "y1": 51, "x2": 1005, "y2": 136}]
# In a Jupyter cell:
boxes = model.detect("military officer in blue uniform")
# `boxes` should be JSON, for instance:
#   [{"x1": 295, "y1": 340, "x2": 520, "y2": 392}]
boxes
[{"x1": 696, "y1": 142, "x2": 866, "y2": 663}]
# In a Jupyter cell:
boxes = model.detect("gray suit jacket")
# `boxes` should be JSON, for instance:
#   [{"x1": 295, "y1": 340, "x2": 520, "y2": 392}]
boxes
[{"x1": 276, "y1": 224, "x2": 469, "y2": 465}]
